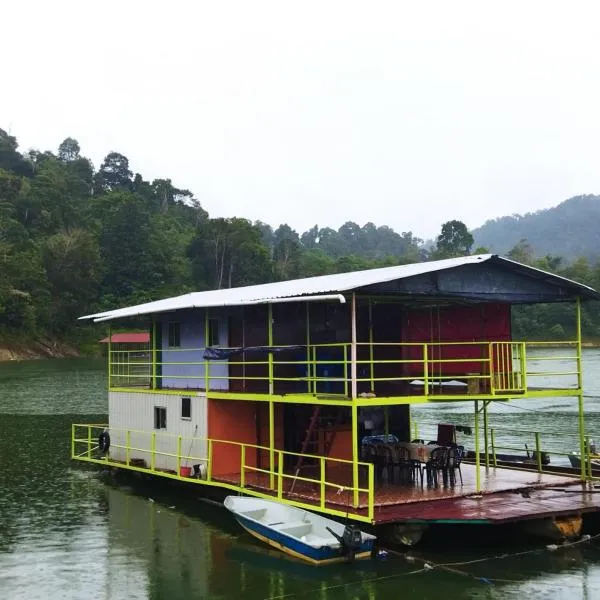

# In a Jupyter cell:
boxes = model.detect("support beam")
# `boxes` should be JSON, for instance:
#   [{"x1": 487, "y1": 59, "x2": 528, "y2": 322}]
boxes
[
  {"x1": 351, "y1": 293, "x2": 357, "y2": 399},
  {"x1": 576, "y1": 297, "x2": 586, "y2": 481},
  {"x1": 268, "y1": 303, "x2": 275, "y2": 486},
  {"x1": 474, "y1": 400, "x2": 481, "y2": 492},
  {"x1": 305, "y1": 302, "x2": 311, "y2": 394},
  {"x1": 351, "y1": 402, "x2": 359, "y2": 507},
  {"x1": 483, "y1": 401, "x2": 489, "y2": 468}
]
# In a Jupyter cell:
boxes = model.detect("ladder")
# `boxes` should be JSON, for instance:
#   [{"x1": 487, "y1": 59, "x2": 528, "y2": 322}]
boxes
[{"x1": 290, "y1": 406, "x2": 343, "y2": 492}]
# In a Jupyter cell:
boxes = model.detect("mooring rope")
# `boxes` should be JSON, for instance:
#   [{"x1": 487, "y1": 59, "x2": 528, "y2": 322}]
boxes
[{"x1": 262, "y1": 531, "x2": 600, "y2": 599}]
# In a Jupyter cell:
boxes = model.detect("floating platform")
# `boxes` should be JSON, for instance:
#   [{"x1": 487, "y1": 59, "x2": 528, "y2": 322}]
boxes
[{"x1": 217, "y1": 464, "x2": 594, "y2": 527}]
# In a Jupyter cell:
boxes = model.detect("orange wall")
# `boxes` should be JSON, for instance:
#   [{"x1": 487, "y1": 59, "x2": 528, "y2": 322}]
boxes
[{"x1": 208, "y1": 399, "x2": 284, "y2": 476}]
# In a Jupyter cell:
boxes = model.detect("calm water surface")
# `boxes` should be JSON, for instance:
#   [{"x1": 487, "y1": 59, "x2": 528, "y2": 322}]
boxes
[{"x1": 2, "y1": 352, "x2": 600, "y2": 599}]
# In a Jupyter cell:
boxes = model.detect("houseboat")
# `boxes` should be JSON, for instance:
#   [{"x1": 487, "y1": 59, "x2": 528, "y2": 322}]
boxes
[{"x1": 73, "y1": 254, "x2": 600, "y2": 545}]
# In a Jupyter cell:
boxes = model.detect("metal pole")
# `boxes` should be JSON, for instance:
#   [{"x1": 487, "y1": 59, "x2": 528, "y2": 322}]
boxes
[
  {"x1": 576, "y1": 297, "x2": 586, "y2": 481},
  {"x1": 306, "y1": 302, "x2": 311, "y2": 394},
  {"x1": 268, "y1": 304, "x2": 275, "y2": 488},
  {"x1": 483, "y1": 401, "x2": 489, "y2": 468},
  {"x1": 368, "y1": 298, "x2": 374, "y2": 392},
  {"x1": 107, "y1": 323, "x2": 112, "y2": 389},
  {"x1": 204, "y1": 309, "x2": 209, "y2": 393},
  {"x1": 151, "y1": 317, "x2": 157, "y2": 390},
  {"x1": 351, "y1": 293, "x2": 357, "y2": 399},
  {"x1": 474, "y1": 401, "x2": 480, "y2": 492},
  {"x1": 351, "y1": 403, "x2": 359, "y2": 507}
]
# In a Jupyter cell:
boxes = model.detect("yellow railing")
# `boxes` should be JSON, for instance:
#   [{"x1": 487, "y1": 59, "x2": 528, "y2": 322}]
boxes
[
  {"x1": 71, "y1": 424, "x2": 374, "y2": 523},
  {"x1": 108, "y1": 340, "x2": 581, "y2": 398}
]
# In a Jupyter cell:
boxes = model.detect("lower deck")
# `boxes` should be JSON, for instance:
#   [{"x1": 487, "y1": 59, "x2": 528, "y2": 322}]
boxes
[{"x1": 216, "y1": 463, "x2": 585, "y2": 524}]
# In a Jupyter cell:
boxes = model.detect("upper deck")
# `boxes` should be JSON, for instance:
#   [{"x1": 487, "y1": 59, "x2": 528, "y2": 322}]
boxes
[{"x1": 109, "y1": 338, "x2": 582, "y2": 405}]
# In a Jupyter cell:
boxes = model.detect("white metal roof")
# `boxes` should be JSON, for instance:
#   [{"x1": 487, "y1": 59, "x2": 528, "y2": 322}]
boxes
[{"x1": 80, "y1": 254, "x2": 599, "y2": 322}]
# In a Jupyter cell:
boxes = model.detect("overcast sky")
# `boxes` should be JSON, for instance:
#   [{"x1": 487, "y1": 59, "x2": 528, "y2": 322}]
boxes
[{"x1": 2, "y1": 1, "x2": 600, "y2": 240}]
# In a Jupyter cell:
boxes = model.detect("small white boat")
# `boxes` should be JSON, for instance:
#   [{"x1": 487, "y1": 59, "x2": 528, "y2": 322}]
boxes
[{"x1": 224, "y1": 496, "x2": 376, "y2": 565}]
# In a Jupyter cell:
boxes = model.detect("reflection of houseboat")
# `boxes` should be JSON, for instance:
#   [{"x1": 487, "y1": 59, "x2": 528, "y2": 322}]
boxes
[{"x1": 73, "y1": 254, "x2": 600, "y2": 544}]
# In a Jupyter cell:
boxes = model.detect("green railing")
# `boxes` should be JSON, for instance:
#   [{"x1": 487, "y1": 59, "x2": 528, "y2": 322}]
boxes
[
  {"x1": 108, "y1": 340, "x2": 581, "y2": 398},
  {"x1": 71, "y1": 424, "x2": 374, "y2": 523}
]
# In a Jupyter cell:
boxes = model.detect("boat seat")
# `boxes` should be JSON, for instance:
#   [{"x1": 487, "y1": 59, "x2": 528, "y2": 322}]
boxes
[
  {"x1": 269, "y1": 520, "x2": 308, "y2": 530},
  {"x1": 277, "y1": 523, "x2": 313, "y2": 538},
  {"x1": 303, "y1": 535, "x2": 337, "y2": 547},
  {"x1": 241, "y1": 509, "x2": 267, "y2": 520}
]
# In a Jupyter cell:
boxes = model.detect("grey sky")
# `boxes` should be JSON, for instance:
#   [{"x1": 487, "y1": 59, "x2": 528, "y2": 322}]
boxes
[{"x1": 3, "y1": 0, "x2": 600, "y2": 240}]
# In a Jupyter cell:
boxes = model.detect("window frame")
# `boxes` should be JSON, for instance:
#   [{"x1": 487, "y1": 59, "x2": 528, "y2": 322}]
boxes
[
  {"x1": 207, "y1": 318, "x2": 220, "y2": 347},
  {"x1": 181, "y1": 396, "x2": 191, "y2": 420},
  {"x1": 154, "y1": 406, "x2": 167, "y2": 430},
  {"x1": 168, "y1": 322, "x2": 181, "y2": 347}
]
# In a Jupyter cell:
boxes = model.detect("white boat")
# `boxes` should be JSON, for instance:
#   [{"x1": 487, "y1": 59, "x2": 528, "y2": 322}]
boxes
[{"x1": 224, "y1": 496, "x2": 376, "y2": 565}]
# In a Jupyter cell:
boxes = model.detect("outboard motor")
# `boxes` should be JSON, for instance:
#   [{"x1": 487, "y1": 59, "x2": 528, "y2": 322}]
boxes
[{"x1": 327, "y1": 525, "x2": 363, "y2": 562}]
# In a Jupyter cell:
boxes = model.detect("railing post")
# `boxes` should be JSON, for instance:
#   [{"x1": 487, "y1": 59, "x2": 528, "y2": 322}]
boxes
[
  {"x1": 87, "y1": 425, "x2": 92, "y2": 459},
  {"x1": 240, "y1": 445, "x2": 246, "y2": 488},
  {"x1": 177, "y1": 435, "x2": 182, "y2": 477},
  {"x1": 269, "y1": 400, "x2": 275, "y2": 490},
  {"x1": 278, "y1": 451, "x2": 283, "y2": 499},
  {"x1": 474, "y1": 401, "x2": 480, "y2": 492},
  {"x1": 151, "y1": 432, "x2": 156, "y2": 471},
  {"x1": 207, "y1": 439, "x2": 213, "y2": 481},
  {"x1": 490, "y1": 428, "x2": 497, "y2": 467},
  {"x1": 71, "y1": 425, "x2": 75, "y2": 459},
  {"x1": 489, "y1": 343, "x2": 496, "y2": 395},
  {"x1": 268, "y1": 303, "x2": 274, "y2": 395},
  {"x1": 483, "y1": 401, "x2": 489, "y2": 468},
  {"x1": 368, "y1": 298, "x2": 375, "y2": 393},
  {"x1": 204, "y1": 309, "x2": 210, "y2": 393},
  {"x1": 343, "y1": 344, "x2": 349, "y2": 398},
  {"x1": 107, "y1": 324, "x2": 112, "y2": 389},
  {"x1": 535, "y1": 432, "x2": 542, "y2": 473},
  {"x1": 350, "y1": 293, "x2": 357, "y2": 399},
  {"x1": 320, "y1": 457, "x2": 326, "y2": 509},
  {"x1": 520, "y1": 342, "x2": 527, "y2": 392},
  {"x1": 368, "y1": 463, "x2": 374, "y2": 522},
  {"x1": 126, "y1": 430, "x2": 131, "y2": 466},
  {"x1": 587, "y1": 436, "x2": 593, "y2": 480}
]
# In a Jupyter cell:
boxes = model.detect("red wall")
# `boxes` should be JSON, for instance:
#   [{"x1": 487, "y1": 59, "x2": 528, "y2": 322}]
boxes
[{"x1": 401, "y1": 304, "x2": 511, "y2": 376}]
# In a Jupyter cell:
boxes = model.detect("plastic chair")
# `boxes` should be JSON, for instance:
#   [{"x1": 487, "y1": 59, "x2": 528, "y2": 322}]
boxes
[
  {"x1": 425, "y1": 447, "x2": 449, "y2": 487},
  {"x1": 447, "y1": 445, "x2": 464, "y2": 485}
]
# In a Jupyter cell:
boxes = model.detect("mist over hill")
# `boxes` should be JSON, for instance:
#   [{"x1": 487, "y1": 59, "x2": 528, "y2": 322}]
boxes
[{"x1": 472, "y1": 195, "x2": 600, "y2": 262}]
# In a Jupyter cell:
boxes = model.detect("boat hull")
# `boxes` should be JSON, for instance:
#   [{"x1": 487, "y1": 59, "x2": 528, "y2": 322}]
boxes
[{"x1": 235, "y1": 514, "x2": 373, "y2": 565}]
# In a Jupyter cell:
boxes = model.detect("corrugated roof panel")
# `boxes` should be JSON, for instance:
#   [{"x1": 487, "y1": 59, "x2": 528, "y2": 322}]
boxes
[{"x1": 80, "y1": 254, "x2": 600, "y2": 322}]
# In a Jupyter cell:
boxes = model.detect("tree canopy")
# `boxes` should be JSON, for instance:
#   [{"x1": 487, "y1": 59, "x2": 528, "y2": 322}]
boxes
[{"x1": 0, "y1": 126, "x2": 598, "y2": 347}]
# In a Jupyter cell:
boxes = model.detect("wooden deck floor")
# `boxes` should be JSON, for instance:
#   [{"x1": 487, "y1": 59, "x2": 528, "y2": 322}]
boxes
[{"x1": 216, "y1": 464, "x2": 594, "y2": 525}]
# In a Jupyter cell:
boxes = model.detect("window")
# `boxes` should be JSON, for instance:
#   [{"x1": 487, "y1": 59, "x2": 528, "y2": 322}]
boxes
[
  {"x1": 207, "y1": 318, "x2": 220, "y2": 346},
  {"x1": 168, "y1": 322, "x2": 180, "y2": 347},
  {"x1": 154, "y1": 406, "x2": 167, "y2": 430},
  {"x1": 181, "y1": 397, "x2": 191, "y2": 420}
]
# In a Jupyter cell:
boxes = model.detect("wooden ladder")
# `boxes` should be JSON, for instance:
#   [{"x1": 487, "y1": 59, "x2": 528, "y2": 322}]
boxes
[{"x1": 289, "y1": 407, "x2": 343, "y2": 493}]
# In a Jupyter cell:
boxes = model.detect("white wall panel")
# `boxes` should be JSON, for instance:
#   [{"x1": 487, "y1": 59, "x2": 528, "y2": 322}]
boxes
[{"x1": 108, "y1": 391, "x2": 207, "y2": 473}]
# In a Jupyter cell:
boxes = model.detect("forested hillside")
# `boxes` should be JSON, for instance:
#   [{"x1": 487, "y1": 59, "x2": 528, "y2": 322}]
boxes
[
  {"x1": 0, "y1": 127, "x2": 599, "y2": 349},
  {"x1": 472, "y1": 195, "x2": 600, "y2": 262},
  {"x1": 0, "y1": 129, "x2": 425, "y2": 348}
]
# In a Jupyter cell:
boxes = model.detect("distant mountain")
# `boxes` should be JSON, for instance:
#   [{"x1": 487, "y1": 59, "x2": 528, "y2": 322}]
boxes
[{"x1": 472, "y1": 195, "x2": 600, "y2": 262}]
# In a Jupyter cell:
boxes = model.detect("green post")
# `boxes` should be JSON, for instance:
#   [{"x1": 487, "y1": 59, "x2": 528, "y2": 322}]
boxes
[
  {"x1": 269, "y1": 400, "x2": 275, "y2": 490},
  {"x1": 351, "y1": 403, "x2": 359, "y2": 507},
  {"x1": 368, "y1": 298, "x2": 374, "y2": 393},
  {"x1": 483, "y1": 401, "x2": 489, "y2": 468},
  {"x1": 535, "y1": 432, "x2": 542, "y2": 473},
  {"x1": 423, "y1": 344, "x2": 429, "y2": 397},
  {"x1": 71, "y1": 424, "x2": 75, "y2": 459},
  {"x1": 204, "y1": 309, "x2": 210, "y2": 393},
  {"x1": 177, "y1": 435, "x2": 182, "y2": 477},
  {"x1": 277, "y1": 451, "x2": 284, "y2": 499},
  {"x1": 576, "y1": 297, "x2": 586, "y2": 481},
  {"x1": 126, "y1": 430, "x2": 131, "y2": 466},
  {"x1": 320, "y1": 457, "x2": 326, "y2": 509},
  {"x1": 87, "y1": 425, "x2": 92, "y2": 459},
  {"x1": 151, "y1": 432, "x2": 156, "y2": 471},
  {"x1": 207, "y1": 439, "x2": 213, "y2": 482},
  {"x1": 306, "y1": 302, "x2": 311, "y2": 394},
  {"x1": 240, "y1": 445, "x2": 246, "y2": 488},
  {"x1": 490, "y1": 428, "x2": 497, "y2": 467},
  {"x1": 268, "y1": 303, "x2": 274, "y2": 395},
  {"x1": 474, "y1": 401, "x2": 480, "y2": 492}
]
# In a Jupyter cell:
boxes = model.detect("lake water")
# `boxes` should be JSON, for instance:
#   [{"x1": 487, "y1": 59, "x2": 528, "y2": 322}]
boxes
[{"x1": 2, "y1": 351, "x2": 600, "y2": 599}]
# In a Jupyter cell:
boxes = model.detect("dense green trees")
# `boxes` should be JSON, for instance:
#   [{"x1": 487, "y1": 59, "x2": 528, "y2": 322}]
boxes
[{"x1": 0, "y1": 127, "x2": 598, "y2": 347}]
